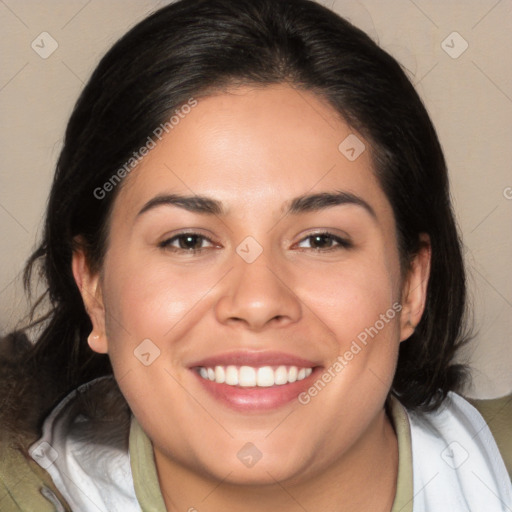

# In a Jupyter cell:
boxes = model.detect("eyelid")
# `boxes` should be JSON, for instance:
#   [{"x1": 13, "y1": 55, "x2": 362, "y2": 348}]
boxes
[
  {"x1": 158, "y1": 230, "x2": 221, "y2": 251},
  {"x1": 293, "y1": 230, "x2": 353, "y2": 250}
]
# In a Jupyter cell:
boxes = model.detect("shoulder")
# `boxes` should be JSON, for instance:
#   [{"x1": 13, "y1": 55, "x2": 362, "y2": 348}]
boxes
[
  {"x1": 0, "y1": 330, "x2": 131, "y2": 511},
  {"x1": 0, "y1": 332, "x2": 71, "y2": 511},
  {"x1": 406, "y1": 391, "x2": 512, "y2": 482},
  {"x1": 0, "y1": 430, "x2": 71, "y2": 511},
  {"x1": 403, "y1": 392, "x2": 512, "y2": 510},
  {"x1": 1, "y1": 375, "x2": 131, "y2": 511},
  {"x1": 469, "y1": 393, "x2": 512, "y2": 479}
]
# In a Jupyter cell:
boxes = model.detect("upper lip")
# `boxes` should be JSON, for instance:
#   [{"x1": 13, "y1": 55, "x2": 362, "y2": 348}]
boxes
[{"x1": 189, "y1": 350, "x2": 321, "y2": 369}]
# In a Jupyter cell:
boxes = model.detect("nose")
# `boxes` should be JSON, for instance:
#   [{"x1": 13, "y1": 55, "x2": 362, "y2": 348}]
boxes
[{"x1": 214, "y1": 252, "x2": 302, "y2": 331}]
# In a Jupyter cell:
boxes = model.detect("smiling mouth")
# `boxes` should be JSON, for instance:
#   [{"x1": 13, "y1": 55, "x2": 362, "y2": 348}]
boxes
[
  {"x1": 197, "y1": 365, "x2": 314, "y2": 387},
  {"x1": 189, "y1": 351, "x2": 321, "y2": 411}
]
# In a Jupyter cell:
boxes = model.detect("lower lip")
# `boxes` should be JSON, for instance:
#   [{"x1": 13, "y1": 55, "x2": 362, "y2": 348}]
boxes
[{"x1": 192, "y1": 368, "x2": 321, "y2": 412}]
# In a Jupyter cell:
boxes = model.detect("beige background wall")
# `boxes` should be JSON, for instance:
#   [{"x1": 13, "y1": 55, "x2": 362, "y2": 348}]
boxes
[{"x1": 0, "y1": 0, "x2": 510, "y2": 398}]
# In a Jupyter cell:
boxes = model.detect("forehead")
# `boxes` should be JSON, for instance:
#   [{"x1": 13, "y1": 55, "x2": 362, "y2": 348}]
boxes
[{"x1": 114, "y1": 84, "x2": 389, "y2": 221}]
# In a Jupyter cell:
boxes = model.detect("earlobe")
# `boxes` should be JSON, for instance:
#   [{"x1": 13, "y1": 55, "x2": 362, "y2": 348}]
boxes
[
  {"x1": 87, "y1": 331, "x2": 108, "y2": 354},
  {"x1": 399, "y1": 234, "x2": 431, "y2": 342},
  {"x1": 71, "y1": 244, "x2": 109, "y2": 354}
]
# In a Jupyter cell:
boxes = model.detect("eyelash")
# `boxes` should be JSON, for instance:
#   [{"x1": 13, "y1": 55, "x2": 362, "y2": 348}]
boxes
[
  {"x1": 158, "y1": 232, "x2": 218, "y2": 254},
  {"x1": 158, "y1": 231, "x2": 353, "y2": 254},
  {"x1": 295, "y1": 232, "x2": 353, "y2": 251}
]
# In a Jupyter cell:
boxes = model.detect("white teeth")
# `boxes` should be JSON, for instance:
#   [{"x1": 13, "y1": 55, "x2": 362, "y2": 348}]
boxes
[
  {"x1": 239, "y1": 366, "x2": 256, "y2": 387},
  {"x1": 197, "y1": 365, "x2": 314, "y2": 387},
  {"x1": 225, "y1": 365, "x2": 239, "y2": 385},
  {"x1": 214, "y1": 365, "x2": 225, "y2": 384},
  {"x1": 274, "y1": 365, "x2": 288, "y2": 385},
  {"x1": 288, "y1": 366, "x2": 298, "y2": 383},
  {"x1": 257, "y1": 366, "x2": 275, "y2": 387}
]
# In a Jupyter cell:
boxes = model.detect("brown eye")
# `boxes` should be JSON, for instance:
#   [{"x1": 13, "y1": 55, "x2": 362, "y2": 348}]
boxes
[
  {"x1": 296, "y1": 232, "x2": 352, "y2": 251},
  {"x1": 159, "y1": 233, "x2": 214, "y2": 252},
  {"x1": 309, "y1": 234, "x2": 335, "y2": 249},
  {"x1": 177, "y1": 234, "x2": 204, "y2": 250}
]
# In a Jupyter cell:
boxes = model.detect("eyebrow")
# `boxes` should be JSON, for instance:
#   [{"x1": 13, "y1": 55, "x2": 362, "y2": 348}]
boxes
[
  {"x1": 137, "y1": 190, "x2": 376, "y2": 219},
  {"x1": 288, "y1": 191, "x2": 376, "y2": 219},
  {"x1": 138, "y1": 194, "x2": 223, "y2": 216}
]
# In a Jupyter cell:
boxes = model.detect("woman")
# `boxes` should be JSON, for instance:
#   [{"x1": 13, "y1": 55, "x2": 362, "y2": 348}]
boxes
[{"x1": 0, "y1": 0, "x2": 510, "y2": 511}]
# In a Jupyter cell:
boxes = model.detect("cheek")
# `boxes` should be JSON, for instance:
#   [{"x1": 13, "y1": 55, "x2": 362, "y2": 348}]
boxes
[
  {"x1": 100, "y1": 251, "x2": 222, "y2": 360},
  {"x1": 299, "y1": 256, "x2": 400, "y2": 345},
  {"x1": 99, "y1": 255, "x2": 216, "y2": 424},
  {"x1": 296, "y1": 252, "x2": 403, "y2": 408}
]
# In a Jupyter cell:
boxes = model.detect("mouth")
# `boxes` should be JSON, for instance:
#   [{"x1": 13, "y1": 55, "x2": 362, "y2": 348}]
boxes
[{"x1": 189, "y1": 351, "x2": 321, "y2": 411}]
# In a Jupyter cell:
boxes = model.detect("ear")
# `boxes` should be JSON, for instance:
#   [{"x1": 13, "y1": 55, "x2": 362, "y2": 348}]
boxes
[
  {"x1": 399, "y1": 233, "x2": 431, "y2": 342},
  {"x1": 71, "y1": 242, "x2": 108, "y2": 354}
]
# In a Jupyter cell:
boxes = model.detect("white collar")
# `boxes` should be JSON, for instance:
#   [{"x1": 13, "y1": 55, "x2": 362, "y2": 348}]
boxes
[
  {"x1": 406, "y1": 391, "x2": 512, "y2": 511},
  {"x1": 29, "y1": 377, "x2": 140, "y2": 512}
]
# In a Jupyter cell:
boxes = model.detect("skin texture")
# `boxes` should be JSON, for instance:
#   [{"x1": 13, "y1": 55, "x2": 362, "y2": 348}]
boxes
[{"x1": 73, "y1": 84, "x2": 430, "y2": 512}]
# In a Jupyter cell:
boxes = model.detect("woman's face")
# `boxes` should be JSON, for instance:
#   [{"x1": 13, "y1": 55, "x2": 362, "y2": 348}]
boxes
[{"x1": 74, "y1": 84, "x2": 429, "y2": 485}]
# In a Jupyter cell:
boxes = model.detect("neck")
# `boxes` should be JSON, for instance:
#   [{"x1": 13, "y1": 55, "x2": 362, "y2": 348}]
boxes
[{"x1": 154, "y1": 407, "x2": 398, "y2": 512}]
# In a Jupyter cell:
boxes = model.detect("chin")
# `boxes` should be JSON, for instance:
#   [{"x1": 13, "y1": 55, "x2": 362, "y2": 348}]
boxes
[
  {"x1": 202, "y1": 455, "x2": 310, "y2": 487},
  {"x1": 220, "y1": 436, "x2": 321, "y2": 483}
]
